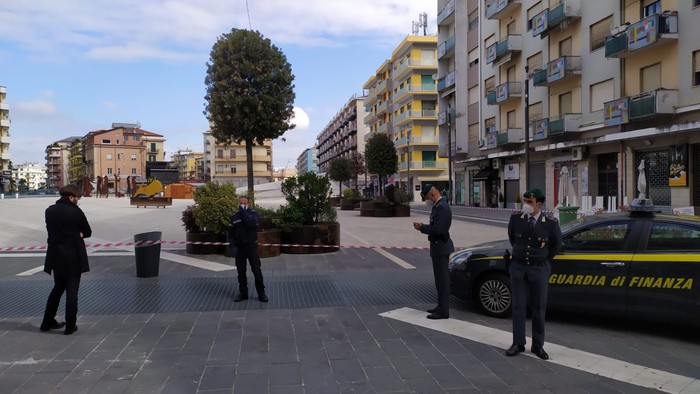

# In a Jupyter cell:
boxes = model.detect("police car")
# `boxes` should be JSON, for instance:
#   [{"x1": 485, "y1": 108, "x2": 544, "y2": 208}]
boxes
[{"x1": 449, "y1": 200, "x2": 699, "y2": 324}]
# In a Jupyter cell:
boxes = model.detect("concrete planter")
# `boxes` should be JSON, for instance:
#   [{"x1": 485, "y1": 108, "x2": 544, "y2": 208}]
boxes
[
  {"x1": 329, "y1": 196, "x2": 341, "y2": 207},
  {"x1": 340, "y1": 198, "x2": 357, "y2": 210},
  {"x1": 257, "y1": 229, "x2": 281, "y2": 258},
  {"x1": 393, "y1": 205, "x2": 411, "y2": 217},
  {"x1": 280, "y1": 223, "x2": 340, "y2": 254},
  {"x1": 186, "y1": 232, "x2": 226, "y2": 255}
]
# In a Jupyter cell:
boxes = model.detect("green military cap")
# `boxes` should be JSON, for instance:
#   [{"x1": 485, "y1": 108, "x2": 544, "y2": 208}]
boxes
[
  {"x1": 420, "y1": 183, "x2": 434, "y2": 200},
  {"x1": 523, "y1": 188, "x2": 545, "y2": 200}
]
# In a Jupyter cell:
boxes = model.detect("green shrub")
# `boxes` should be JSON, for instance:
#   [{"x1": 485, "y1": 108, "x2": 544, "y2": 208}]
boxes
[
  {"x1": 181, "y1": 205, "x2": 201, "y2": 233},
  {"x1": 342, "y1": 188, "x2": 360, "y2": 200},
  {"x1": 279, "y1": 173, "x2": 337, "y2": 225},
  {"x1": 393, "y1": 187, "x2": 412, "y2": 206},
  {"x1": 192, "y1": 182, "x2": 238, "y2": 235}
]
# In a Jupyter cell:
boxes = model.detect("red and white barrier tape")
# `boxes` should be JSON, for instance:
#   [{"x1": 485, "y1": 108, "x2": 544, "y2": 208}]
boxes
[{"x1": 0, "y1": 240, "x2": 431, "y2": 251}]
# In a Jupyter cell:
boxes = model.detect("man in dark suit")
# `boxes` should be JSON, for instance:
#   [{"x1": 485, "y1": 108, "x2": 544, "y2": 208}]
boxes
[
  {"x1": 227, "y1": 195, "x2": 268, "y2": 303},
  {"x1": 42, "y1": 184, "x2": 92, "y2": 335},
  {"x1": 505, "y1": 188, "x2": 562, "y2": 360},
  {"x1": 414, "y1": 184, "x2": 454, "y2": 320}
]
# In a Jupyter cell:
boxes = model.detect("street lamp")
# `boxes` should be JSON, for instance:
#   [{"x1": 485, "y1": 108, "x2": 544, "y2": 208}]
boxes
[
  {"x1": 524, "y1": 65, "x2": 530, "y2": 190},
  {"x1": 447, "y1": 104, "x2": 453, "y2": 205},
  {"x1": 407, "y1": 129, "x2": 411, "y2": 194}
]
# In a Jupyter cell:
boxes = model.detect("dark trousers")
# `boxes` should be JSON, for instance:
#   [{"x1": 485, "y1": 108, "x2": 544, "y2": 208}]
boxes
[
  {"x1": 509, "y1": 262, "x2": 550, "y2": 349},
  {"x1": 235, "y1": 245, "x2": 265, "y2": 295},
  {"x1": 43, "y1": 274, "x2": 81, "y2": 327},
  {"x1": 431, "y1": 253, "x2": 450, "y2": 315}
]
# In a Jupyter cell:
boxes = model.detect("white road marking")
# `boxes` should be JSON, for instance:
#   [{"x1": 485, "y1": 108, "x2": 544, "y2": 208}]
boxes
[
  {"x1": 380, "y1": 307, "x2": 700, "y2": 394},
  {"x1": 341, "y1": 229, "x2": 416, "y2": 269}
]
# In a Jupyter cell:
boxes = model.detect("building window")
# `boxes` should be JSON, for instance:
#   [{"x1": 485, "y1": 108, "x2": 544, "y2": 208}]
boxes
[
  {"x1": 527, "y1": 52, "x2": 543, "y2": 72},
  {"x1": 468, "y1": 10, "x2": 478, "y2": 30},
  {"x1": 106, "y1": 153, "x2": 113, "y2": 160},
  {"x1": 230, "y1": 149, "x2": 236, "y2": 158},
  {"x1": 231, "y1": 166, "x2": 236, "y2": 174},
  {"x1": 133, "y1": 135, "x2": 140, "y2": 142},
  {"x1": 150, "y1": 143, "x2": 157, "y2": 153},
  {"x1": 642, "y1": 0, "x2": 660, "y2": 17},
  {"x1": 590, "y1": 15, "x2": 612, "y2": 52},
  {"x1": 693, "y1": 50, "x2": 700, "y2": 86},
  {"x1": 484, "y1": 76, "x2": 495, "y2": 96},
  {"x1": 559, "y1": 92, "x2": 573, "y2": 115},
  {"x1": 131, "y1": 168, "x2": 137, "y2": 175},
  {"x1": 590, "y1": 79, "x2": 614, "y2": 112},
  {"x1": 468, "y1": 86, "x2": 479, "y2": 105},
  {"x1": 217, "y1": 149, "x2": 223, "y2": 159},
  {"x1": 695, "y1": 0, "x2": 700, "y2": 7},
  {"x1": 131, "y1": 154, "x2": 137, "y2": 160},
  {"x1": 641, "y1": 63, "x2": 661, "y2": 92},
  {"x1": 149, "y1": 155, "x2": 156, "y2": 161},
  {"x1": 527, "y1": 2, "x2": 543, "y2": 31},
  {"x1": 507, "y1": 110, "x2": 517, "y2": 128},
  {"x1": 107, "y1": 168, "x2": 113, "y2": 175},
  {"x1": 529, "y1": 102, "x2": 543, "y2": 120},
  {"x1": 102, "y1": 139, "x2": 111, "y2": 144},
  {"x1": 559, "y1": 37, "x2": 573, "y2": 57},
  {"x1": 468, "y1": 48, "x2": 479, "y2": 67}
]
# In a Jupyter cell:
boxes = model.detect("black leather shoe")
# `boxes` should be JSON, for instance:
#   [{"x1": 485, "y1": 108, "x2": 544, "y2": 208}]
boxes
[
  {"x1": 40, "y1": 321, "x2": 66, "y2": 332},
  {"x1": 427, "y1": 307, "x2": 438, "y2": 313},
  {"x1": 426, "y1": 313, "x2": 449, "y2": 320},
  {"x1": 531, "y1": 347, "x2": 549, "y2": 360},
  {"x1": 505, "y1": 344, "x2": 525, "y2": 356},
  {"x1": 64, "y1": 325, "x2": 78, "y2": 335},
  {"x1": 234, "y1": 292, "x2": 248, "y2": 302},
  {"x1": 258, "y1": 294, "x2": 269, "y2": 303}
]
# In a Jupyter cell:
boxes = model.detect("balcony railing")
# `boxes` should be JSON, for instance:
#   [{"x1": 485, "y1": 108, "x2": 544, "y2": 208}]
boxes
[
  {"x1": 531, "y1": 0, "x2": 581, "y2": 38},
  {"x1": 531, "y1": 68, "x2": 547, "y2": 86},
  {"x1": 437, "y1": 70, "x2": 456, "y2": 92},
  {"x1": 0, "y1": 119, "x2": 9, "y2": 128},
  {"x1": 393, "y1": 58, "x2": 438, "y2": 81},
  {"x1": 548, "y1": 113, "x2": 582, "y2": 136},
  {"x1": 486, "y1": 90, "x2": 497, "y2": 105},
  {"x1": 486, "y1": 0, "x2": 520, "y2": 20},
  {"x1": 377, "y1": 123, "x2": 388, "y2": 134},
  {"x1": 438, "y1": 35, "x2": 456, "y2": 59},
  {"x1": 486, "y1": 35, "x2": 522, "y2": 66},
  {"x1": 394, "y1": 110, "x2": 437, "y2": 124},
  {"x1": 629, "y1": 89, "x2": 678, "y2": 120},
  {"x1": 485, "y1": 127, "x2": 498, "y2": 149},
  {"x1": 437, "y1": 0, "x2": 455, "y2": 25},
  {"x1": 495, "y1": 82, "x2": 522, "y2": 104},
  {"x1": 399, "y1": 161, "x2": 448, "y2": 170},
  {"x1": 533, "y1": 56, "x2": 582, "y2": 87},
  {"x1": 530, "y1": 119, "x2": 549, "y2": 141},
  {"x1": 605, "y1": 13, "x2": 679, "y2": 58},
  {"x1": 437, "y1": 108, "x2": 456, "y2": 126},
  {"x1": 496, "y1": 128, "x2": 525, "y2": 146},
  {"x1": 377, "y1": 101, "x2": 388, "y2": 115}
]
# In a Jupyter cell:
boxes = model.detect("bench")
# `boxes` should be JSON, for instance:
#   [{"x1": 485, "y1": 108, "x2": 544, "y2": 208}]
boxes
[{"x1": 130, "y1": 196, "x2": 172, "y2": 208}]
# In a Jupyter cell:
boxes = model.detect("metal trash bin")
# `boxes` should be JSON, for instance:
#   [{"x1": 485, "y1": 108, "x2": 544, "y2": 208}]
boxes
[
  {"x1": 557, "y1": 206, "x2": 580, "y2": 225},
  {"x1": 134, "y1": 231, "x2": 162, "y2": 278}
]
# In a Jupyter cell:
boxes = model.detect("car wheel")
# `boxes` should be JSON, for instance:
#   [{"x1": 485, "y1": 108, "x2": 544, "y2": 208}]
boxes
[{"x1": 475, "y1": 273, "x2": 512, "y2": 318}]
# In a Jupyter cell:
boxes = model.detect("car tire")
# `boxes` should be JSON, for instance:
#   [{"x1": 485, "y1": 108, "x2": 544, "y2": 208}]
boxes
[{"x1": 475, "y1": 273, "x2": 512, "y2": 318}]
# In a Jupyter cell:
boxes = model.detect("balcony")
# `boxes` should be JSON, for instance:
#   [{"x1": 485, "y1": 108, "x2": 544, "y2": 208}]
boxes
[
  {"x1": 0, "y1": 118, "x2": 9, "y2": 127},
  {"x1": 0, "y1": 135, "x2": 9, "y2": 144},
  {"x1": 437, "y1": 0, "x2": 455, "y2": 25},
  {"x1": 531, "y1": 0, "x2": 581, "y2": 38},
  {"x1": 548, "y1": 113, "x2": 582, "y2": 137},
  {"x1": 0, "y1": 150, "x2": 10, "y2": 160},
  {"x1": 629, "y1": 89, "x2": 678, "y2": 120},
  {"x1": 437, "y1": 70, "x2": 456, "y2": 92},
  {"x1": 393, "y1": 110, "x2": 437, "y2": 126},
  {"x1": 394, "y1": 135, "x2": 438, "y2": 148},
  {"x1": 364, "y1": 111, "x2": 377, "y2": 124},
  {"x1": 437, "y1": 107, "x2": 457, "y2": 126},
  {"x1": 0, "y1": 102, "x2": 8, "y2": 111},
  {"x1": 252, "y1": 155, "x2": 272, "y2": 162},
  {"x1": 393, "y1": 58, "x2": 438, "y2": 81},
  {"x1": 393, "y1": 84, "x2": 436, "y2": 105},
  {"x1": 533, "y1": 56, "x2": 581, "y2": 87},
  {"x1": 398, "y1": 161, "x2": 448, "y2": 170},
  {"x1": 377, "y1": 122, "x2": 388, "y2": 134},
  {"x1": 495, "y1": 82, "x2": 522, "y2": 104},
  {"x1": 486, "y1": 0, "x2": 520, "y2": 20},
  {"x1": 605, "y1": 13, "x2": 679, "y2": 58},
  {"x1": 364, "y1": 92, "x2": 378, "y2": 107},
  {"x1": 486, "y1": 35, "x2": 522, "y2": 66},
  {"x1": 376, "y1": 79, "x2": 388, "y2": 95},
  {"x1": 377, "y1": 101, "x2": 388, "y2": 115},
  {"x1": 530, "y1": 119, "x2": 549, "y2": 141},
  {"x1": 496, "y1": 128, "x2": 525, "y2": 147},
  {"x1": 438, "y1": 35, "x2": 456, "y2": 60}
]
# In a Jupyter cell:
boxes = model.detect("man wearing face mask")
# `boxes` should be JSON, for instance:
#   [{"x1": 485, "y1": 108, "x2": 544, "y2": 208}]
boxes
[
  {"x1": 505, "y1": 188, "x2": 562, "y2": 360},
  {"x1": 227, "y1": 195, "x2": 268, "y2": 302},
  {"x1": 413, "y1": 184, "x2": 454, "y2": 319},
  {"x1": 41, "y1": 184, "x2": 92, "y2": 335}
]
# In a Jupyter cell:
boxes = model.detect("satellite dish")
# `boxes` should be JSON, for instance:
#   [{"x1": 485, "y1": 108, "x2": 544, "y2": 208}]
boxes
[{"x1": 431, "y1": 74, "x2": 439, "y2": 80}]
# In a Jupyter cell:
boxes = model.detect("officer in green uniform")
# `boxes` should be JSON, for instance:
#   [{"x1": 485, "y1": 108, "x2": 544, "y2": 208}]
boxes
[{"x1": 505, "y1": 188, "x2": 562, "y2": 360}]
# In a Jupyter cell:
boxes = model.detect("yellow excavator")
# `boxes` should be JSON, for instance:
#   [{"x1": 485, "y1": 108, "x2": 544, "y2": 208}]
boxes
[
  {"x1": 130, "y1": 180, "x2": 172, "y2": 208},
  {"x1": 133, "y1": 180, "x2": 164, "y2": 197}
]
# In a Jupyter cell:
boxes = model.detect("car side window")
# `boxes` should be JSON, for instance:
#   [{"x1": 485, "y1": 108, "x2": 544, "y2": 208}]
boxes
[
  {"x1": 563, "y1": 222, "x2": 631, "y2": 251},
  {"x1": 647, "y1": 222, "x2": 700, "y2": 251}
]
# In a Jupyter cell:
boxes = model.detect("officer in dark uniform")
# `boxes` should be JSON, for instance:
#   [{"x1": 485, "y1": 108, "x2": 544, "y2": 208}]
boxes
[
  {"x1": 227, "y1": 195, "x2": 268, "y2": 303},
  {"x1": 505, "y1": 188, "x2": 562, "y2": 360},
  {"x1": 413, "y1": 184, "x2": 455, "y2": 320}
]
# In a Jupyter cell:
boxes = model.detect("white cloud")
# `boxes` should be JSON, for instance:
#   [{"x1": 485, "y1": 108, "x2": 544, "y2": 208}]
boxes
[
  {"x1": 291, "y1": 107, "x2": 310, "y2": 130},
  {"x1": 15, "y1": 98, "x2": 57, "y2": 117}
]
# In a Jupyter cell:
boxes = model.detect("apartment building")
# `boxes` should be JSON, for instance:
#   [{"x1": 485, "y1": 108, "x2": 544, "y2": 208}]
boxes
[
  {"x1": 68, "y1": 138, "x2": 83, "y2": 185},
  {"x1": 316, "y1": 94, "x2": 368, "y2": 181},
  {"x1": 0, "y1": 86, "x2": 10, "y2": 192},
  {"x1": 171, "y1": 149, "x2": 203, "y2": 181},
  {"x1": 202, "y1": 132, "x2": 273, "y2": 187},
  {"x1": 83, "y1": 125, "x2": 165, "y2": 183},
  {"x1": 363, "y1": 36, "x2": 446, "y2": 201},
  {"x1": 12, "y1": 162, "x2": 47, "y2": 190},
  {"x1": 296, "y1": 147, "x2": 319, "y2": 175},
  {"x1": 442, "y1": 0, "x2": 700, "y2": 211},
  {"x1": 45, "y1": 137, "x2": 79, "y2": 189}
]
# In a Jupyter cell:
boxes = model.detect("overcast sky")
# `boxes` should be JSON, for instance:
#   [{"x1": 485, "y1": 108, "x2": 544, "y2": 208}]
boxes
[{"x1": 0, "y1": 0, "x2": 436, "y2": 169}]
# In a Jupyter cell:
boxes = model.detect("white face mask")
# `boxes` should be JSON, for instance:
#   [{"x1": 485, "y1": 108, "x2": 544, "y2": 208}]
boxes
[
  {"x1": 239, "y1": 204, "x2": 248, "y2": 210},
  {"x1": 521, "y1": 203, "x2": 535, "y2": 215}
]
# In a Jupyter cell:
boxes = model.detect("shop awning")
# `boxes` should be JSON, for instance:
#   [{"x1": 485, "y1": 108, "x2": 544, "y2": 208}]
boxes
[{"x1": 472, "y1": 168, "x2": 498, "y2": 181}]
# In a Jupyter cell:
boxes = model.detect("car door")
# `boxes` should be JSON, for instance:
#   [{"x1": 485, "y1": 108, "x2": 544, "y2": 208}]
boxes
[
  {"x1": 549, "y1": 219, "x2": 638, "y2": 314},
  {"x1": 627, "y1": 219, "x2": 700, "y2": 324}
]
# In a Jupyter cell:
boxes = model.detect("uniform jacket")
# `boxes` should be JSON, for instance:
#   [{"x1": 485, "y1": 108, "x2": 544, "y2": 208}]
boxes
[
  {"x1": 44, "y1": 197, "x2": 92, "y2": 276},
  {"x1": 420, "y1": 197, "x2": 455, "y2": 257},
  {"x1": 227, "y1": 207, "x2": 259, "y2": 248},
  {"x1": 508, "y1": 211, "x2": 562, "y2": 265}
]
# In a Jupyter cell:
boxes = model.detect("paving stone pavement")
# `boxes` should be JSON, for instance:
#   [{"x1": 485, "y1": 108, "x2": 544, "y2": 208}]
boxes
[{"x1": 0, "y1": 197, "x2": 698, "y2": 393}]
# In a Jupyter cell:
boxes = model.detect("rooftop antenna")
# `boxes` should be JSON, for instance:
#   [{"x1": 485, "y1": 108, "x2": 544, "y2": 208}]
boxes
[
  {"x1": 419, "y1": 12, "x2": 428, "y2": 35},
  {"x1": 412, "y1": 21, "x2": 419, "y2": 35}
]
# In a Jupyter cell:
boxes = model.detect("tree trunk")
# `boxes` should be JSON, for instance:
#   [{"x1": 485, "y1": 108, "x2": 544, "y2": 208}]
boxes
[{"x1": 245, "y1": 138, "x2": 254, "y2": 205}]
